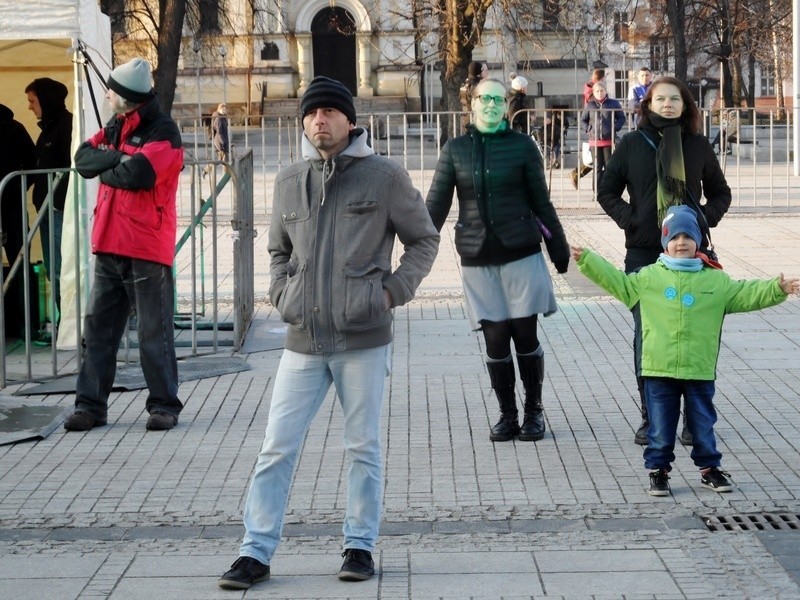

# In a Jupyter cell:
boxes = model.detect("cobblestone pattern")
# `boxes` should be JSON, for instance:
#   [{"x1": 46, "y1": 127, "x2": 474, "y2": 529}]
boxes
[{"x1": 0, "y1": 213, "x2": 799, "y2": 598}]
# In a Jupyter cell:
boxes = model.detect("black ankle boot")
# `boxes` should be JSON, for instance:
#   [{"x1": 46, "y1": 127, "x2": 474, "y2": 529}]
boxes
[
  {"x1": 634, "y1": 378, "x2": 649, "y2": 445},
  {"x1": 517, "y1": 351, "x2": 545, "y2": 441},
  {"x1": 679, "y1": 408, "x2": 693, "y2": 445},
  {"x1": 486, "y1": 359, "x2": 519, "y2": 442}
]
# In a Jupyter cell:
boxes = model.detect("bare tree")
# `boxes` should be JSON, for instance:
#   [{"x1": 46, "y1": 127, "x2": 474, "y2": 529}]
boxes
[
  {"x1": 683, "y1": 0, "x2": 790, "y2": 112},
  {"x1": 101, "y1": 0, "x2": 249, "y2": 115},
  {"x1": 154, "y1": 0, "x2": 188, "y2": 112},
  {"x1": 665, "y1": 0, "x2": 688, "y2": 81}
]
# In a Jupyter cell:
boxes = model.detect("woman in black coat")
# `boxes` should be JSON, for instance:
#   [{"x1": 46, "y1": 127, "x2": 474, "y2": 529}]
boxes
[
  {"x1": 597, "y1": 76, "x2": 732, "y2": 446},
  {"x1": 427, "y1": 78, "x2": 569, "y2": 444}
]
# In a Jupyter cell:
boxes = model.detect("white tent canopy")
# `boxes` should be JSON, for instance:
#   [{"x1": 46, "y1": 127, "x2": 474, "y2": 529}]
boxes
[{"x1": 0, "y1": 0, "x2": 112, "y2": 348}]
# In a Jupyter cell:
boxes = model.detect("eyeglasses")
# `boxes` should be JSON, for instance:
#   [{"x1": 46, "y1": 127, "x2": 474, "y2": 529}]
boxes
[{"x1": 475, "y1": 94, "x2": 506, "y2": 106}]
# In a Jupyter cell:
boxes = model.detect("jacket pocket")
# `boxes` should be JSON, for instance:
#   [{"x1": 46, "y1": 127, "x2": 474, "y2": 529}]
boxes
[
  {"x1": 454, "y1": 220, "x2": 485, "y2": 258},
  {"x1": 277, "y1": 260, "x2": 306, "y2": 326},
  {"x1": 116, "y1": 188, "x2": 162, "y2": 230},
  {"x1": 342, "y1": 261, "x2": 389, "y2": 330}
]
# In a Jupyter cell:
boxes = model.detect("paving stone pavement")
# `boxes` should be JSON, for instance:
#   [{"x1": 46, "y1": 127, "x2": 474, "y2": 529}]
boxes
[{"x1": 1, "y1": 209, "x2": 799, "y2": 599}]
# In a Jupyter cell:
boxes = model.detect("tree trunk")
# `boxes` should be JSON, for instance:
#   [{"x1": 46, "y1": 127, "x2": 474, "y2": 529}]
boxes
[
  {"x1": 769, "y1": 0, "x2": 786, "y2": 120},
  {"x1": 746, "y1": 52, "x2": 756, "y2": 108},
  {"x1": 666, "y1": 0, "x2": 687, "y2": 81},
  {"x1": 153, "y1": 0, "x2": 187, "y2": 115}
]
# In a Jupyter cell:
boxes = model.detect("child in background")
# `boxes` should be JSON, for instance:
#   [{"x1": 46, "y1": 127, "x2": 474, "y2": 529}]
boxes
[{"x1": 571, "y1": 205, "x2": 799, "y2": 496}]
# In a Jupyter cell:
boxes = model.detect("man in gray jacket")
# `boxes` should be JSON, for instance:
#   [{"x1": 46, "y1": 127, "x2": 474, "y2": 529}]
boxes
[{"x1": 219, "y1": 77, "x2": 440, "y2": 591}]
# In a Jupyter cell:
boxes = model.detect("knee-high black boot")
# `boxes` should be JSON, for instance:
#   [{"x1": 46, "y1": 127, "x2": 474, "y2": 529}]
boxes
[
  {"x1": 634, "y1": 377, "x2": 649, "y2": 446},
  {"x1": 486, "y1": 358, "x2": 519, "y2": 442},
  {"x1": 679, "y1": 400, "x2": 693, "y2": 445},
  {"x1": 517, "y1": 351, "x2": 545, "y2": 441}
]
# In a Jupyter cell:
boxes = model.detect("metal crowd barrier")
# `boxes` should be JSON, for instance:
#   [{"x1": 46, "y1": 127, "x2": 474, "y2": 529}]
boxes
[
  {"x1": 176, "y1": 107, "x2": 800, "y2": 214},
  {"x1": 0, "y1": 150, "x2": 254, "y2": 388}
]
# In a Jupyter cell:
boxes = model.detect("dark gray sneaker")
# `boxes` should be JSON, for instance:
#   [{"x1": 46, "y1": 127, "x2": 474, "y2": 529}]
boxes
[
  {"x1": 701, "y1": 468, "x2": 733, "y2": 493},
  {"x1": 146, "y1": 411, "x2": 177, "y2": 431},
  {"x1": 338, "y1": 548, "x2": 374, "y2": 581},
  {"x1": 218, "y1": 556, "x2": 269, "y2": 590},
  {"x1": 648, "y1": 469, "x2": 671, "y2": 496}
]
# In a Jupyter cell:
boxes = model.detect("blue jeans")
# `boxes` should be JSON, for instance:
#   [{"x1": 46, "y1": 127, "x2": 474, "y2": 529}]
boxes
[
  {"x1": 39, "y1": 208, "x2": 63, "y2": 317},
  {"x1": 643, "y1": 378, "x2": 722, "y2": 470},
  {"x1": 240, "y1": 345, "x2": 391, "y2": 565},
  {"x1": 75, "y1": 254, "x2": 181, "y2": 419}
]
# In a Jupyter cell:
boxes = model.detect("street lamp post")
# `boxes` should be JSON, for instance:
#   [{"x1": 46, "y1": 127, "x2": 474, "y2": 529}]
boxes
[
  {"x1": 193, "y1": 39, "x2": 202, "y2": 133},
  {"x1": 573, "y1": 24, "x2": 579, "y2": 109},
  {"x1": 219, "y1": 44, "x2": 228, "y2": 106},
  {"x1": 420, "y1": 38, "x2": 435, "y2": 125},
  {"x1": 699, "y1": 78, "x2": 707, "y2": 109},
  {"x1": 699, "y1": 78, "x2": 708, "y2": 135},
  {"x1": 620, "y1": 42, "x2": 629, "y2": 101}
]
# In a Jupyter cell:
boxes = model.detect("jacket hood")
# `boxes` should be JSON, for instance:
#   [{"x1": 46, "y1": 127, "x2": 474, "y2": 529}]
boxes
[
  {"x1": 27, "y1": 78, "x2": 69, "y2": 121},
  {"x1": 301, "y1": 127, "x2": 373, "y2": 161}
]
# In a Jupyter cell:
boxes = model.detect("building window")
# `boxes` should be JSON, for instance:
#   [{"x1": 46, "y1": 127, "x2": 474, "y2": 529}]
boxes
[
  {"x1": 103, "y1": 0, "x2": 126, "y2": 36},
  {"x1": 760, "y1": 64, "x2": 775, "y2": 96},
  {"x1": 261, "y1": 42, "x2": 279, "y2": 61},
  {"x1": 199, "y1": 0, "x2": 220, "y2": 34},
  {"x1": 613, "y1": 12, "x2": 629, "y2": 42},
  {"x1": 543, "y1": 0, "x2": 560, "y2": 30},
  {"x1": 650, "y1": 38, "x2": 669, "y2": 72}
]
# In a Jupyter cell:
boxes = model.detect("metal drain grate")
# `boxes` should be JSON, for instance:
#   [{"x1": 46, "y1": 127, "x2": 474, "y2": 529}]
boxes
[{"x1": 704, "y1": 513, "x2": 800, "y2": 532}]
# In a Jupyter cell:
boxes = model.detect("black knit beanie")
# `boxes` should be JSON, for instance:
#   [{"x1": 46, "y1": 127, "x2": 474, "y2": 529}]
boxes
[{"x1": 300, "y1": 76, "x2": 356, "y2": 125}]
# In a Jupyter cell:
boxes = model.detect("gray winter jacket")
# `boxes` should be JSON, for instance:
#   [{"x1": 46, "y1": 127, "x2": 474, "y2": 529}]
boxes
[{"x1": 268, "y1": 128, "x2": 440, "y2": 354}]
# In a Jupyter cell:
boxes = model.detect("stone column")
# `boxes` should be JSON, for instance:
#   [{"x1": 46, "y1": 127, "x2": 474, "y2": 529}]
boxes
[
  {"x1": 356, "y1": 33, "x2": 374, "y2": 97},
  {"x1": 296, "y1": 33, "x2": 312, "y2": 96}
]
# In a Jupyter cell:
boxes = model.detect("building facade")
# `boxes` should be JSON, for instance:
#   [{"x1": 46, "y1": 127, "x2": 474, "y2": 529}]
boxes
[{"x1": 110, "y1": 0, "x2": 787, "y2": 119}]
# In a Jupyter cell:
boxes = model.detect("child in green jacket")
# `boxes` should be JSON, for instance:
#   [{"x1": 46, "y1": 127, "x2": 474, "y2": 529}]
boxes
[{"x1": 571, "y1": 205, "x2": 799, "y2": 496}]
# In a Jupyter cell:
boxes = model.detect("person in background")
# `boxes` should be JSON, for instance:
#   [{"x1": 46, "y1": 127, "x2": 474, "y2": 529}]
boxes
[
  {"x1": 25, "y1": 77, "x2": 73, "y2": 345},
  {"x1": 570, "y1": 69, "x2": 607, "y2": 185},
  {"x1": 628, "y1": 67, "x2": 653, "y2": 127},
  {"x1": 426, "y1": 78, "x2": 570, "y2": 444},
  {"x1": 217, "y1": 76, "x2": 439, "y2": 591},
  {"x1": 583, "y1": 68, "x2": 605, "y2": 105},
  {"x1": 711, "y1": 109, "x2": 739, "y2": 155},
  {"x1": 211, "y1": 102, "x2": 229, "y2": 162},
  {"x1": 596, "y1": 76, "x2": 732, "y2": 447},
  {"x1": 459, "y1": 61, "x2": 488, "y2": 132},
  {"x1": 571, "y1": 82, "x2": 625, "y2": 191},
  {"x1": 66, "y1": 58, "x2": 184, "y2": 432},
  {"x1": 573, "y1": 205, "x2": 799, "y2": 496},
  {"x1": 545, "y1": 108, "x2": 568, "y2": 169},
  {"x1": 507, "y1": 73, "x2": 529, "y2": 133},
  {"x1": 0, "y1": 103, "x2": 36, "y2": 339}
]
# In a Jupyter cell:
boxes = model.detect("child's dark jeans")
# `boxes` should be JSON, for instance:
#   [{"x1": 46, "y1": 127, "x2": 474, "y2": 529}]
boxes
[{"x1": 643, "y1": 377, "x2": 722, "y2": 470}]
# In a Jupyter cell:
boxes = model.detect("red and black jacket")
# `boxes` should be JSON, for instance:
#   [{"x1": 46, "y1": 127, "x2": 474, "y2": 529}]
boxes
[{"x1": 74, "y1": 97, "x2": 183, "y2": 266}]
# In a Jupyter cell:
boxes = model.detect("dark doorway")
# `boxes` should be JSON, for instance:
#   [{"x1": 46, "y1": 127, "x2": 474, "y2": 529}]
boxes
[{"x1": 311, "y1": 8, "x2": 357, "y2": 94}]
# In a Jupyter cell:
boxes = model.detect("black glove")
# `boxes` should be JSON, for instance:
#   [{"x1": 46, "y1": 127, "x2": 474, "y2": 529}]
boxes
[{"x1": 554, "y1": 259, "x2": 569, "y2": 274}]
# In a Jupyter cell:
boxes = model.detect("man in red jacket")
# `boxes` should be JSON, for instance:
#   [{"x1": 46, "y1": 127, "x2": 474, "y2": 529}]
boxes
[{"x1": 66, "y1": 58, "x2": 184, "y2": 432}]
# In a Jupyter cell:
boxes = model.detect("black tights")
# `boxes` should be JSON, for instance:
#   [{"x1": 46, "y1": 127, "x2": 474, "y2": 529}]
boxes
[{"x1": 481, "y1": 315, "x2": 539, "y2": 360}]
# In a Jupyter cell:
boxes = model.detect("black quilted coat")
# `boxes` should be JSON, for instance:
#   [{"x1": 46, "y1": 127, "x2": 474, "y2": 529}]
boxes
[
  {"x1": 597, "y1": 126, "x2": 731, "y2": 255},
  {"x1": 425, "y1": 124, "x2": 569, "y2": 271}
]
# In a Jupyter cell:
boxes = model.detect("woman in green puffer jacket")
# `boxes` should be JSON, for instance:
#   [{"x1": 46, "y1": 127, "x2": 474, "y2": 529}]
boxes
[{"x1": 426, "y1": 78, "x2": 570, "y2": 444}]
